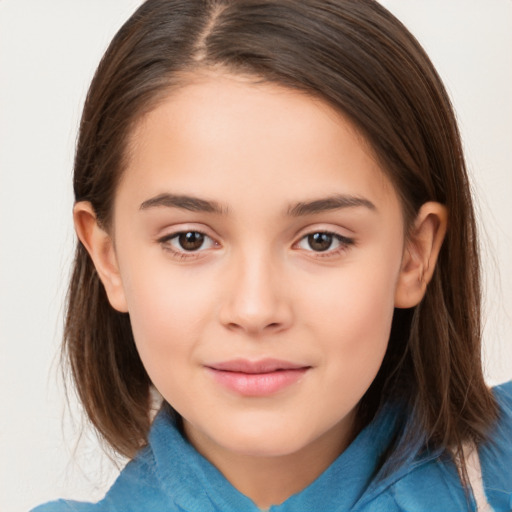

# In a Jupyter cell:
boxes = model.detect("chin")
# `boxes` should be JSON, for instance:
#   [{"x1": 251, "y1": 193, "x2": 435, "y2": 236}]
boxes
[
  {"x1": 220, "y1": 432, "x2": 310, "y2": 458},
  {"x1": 205, "y1": 413, "x2": 323, "y2": 458}
]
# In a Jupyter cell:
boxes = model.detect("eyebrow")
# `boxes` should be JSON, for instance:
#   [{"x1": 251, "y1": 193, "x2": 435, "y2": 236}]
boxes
[
  {"x1": 139, "y1": 192, "x2": 376, "y2": 216},
  {"x1": 140, "y1": 193, "x2": 227, "y2": 214},
  {"x1": 287, "y1": 194, "x2": 376, "y2": 216}
]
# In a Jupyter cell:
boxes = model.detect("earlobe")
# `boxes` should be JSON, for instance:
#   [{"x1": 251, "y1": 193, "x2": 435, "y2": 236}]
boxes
[
  {"x1": 73, "y1": 202, "x2": 128, "y2": 313},
  {"x1": 394, "y1": 202, "x2": 448, "y2": 309}
]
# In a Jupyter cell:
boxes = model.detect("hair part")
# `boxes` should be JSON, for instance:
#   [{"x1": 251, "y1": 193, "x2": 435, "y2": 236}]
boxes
[{"x1": 65, "y1": 0, "x2": 497, "y2": 481}]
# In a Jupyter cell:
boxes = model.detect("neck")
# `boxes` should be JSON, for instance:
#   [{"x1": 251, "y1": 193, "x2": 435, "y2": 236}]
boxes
[{"x1": 184, "y1": 411, "x2": 357, "y2": 509}]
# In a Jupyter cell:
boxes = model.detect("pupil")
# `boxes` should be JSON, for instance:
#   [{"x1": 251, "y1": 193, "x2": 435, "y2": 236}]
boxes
[
  {"x1": 179, "y1": 232, "x2": 204, "y2": 251},
  {"x1": 308, "y1": 233, "x2": 332, "y2": 252}
]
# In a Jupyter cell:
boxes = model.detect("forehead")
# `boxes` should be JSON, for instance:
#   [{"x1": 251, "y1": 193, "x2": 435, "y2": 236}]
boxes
[{"x1": 119, "y1": 74, "x2": 399, "y2": 217}]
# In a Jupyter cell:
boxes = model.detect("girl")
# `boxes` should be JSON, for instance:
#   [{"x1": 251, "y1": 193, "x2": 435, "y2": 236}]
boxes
[{"x1": 33, "y1": 0, "x2": 512, "y2": 511}]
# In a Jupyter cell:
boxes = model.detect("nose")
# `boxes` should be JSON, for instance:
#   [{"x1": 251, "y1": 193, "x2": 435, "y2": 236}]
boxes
[{"x1": 218, "y1": 250, "x2": 293, "y2": 336}]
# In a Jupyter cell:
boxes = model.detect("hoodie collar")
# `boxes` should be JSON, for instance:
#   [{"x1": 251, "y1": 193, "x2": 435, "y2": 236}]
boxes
[{"x1": 149, "y1": 403, "x2": 426, "y2": 511}]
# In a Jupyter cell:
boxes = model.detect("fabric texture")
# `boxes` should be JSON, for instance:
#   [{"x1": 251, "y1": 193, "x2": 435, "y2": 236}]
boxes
[{"x1": 32, "y1": 381, "x2": 512, "y2": 512}]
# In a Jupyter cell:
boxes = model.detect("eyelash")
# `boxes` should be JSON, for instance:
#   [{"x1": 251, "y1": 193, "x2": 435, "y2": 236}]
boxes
[
  {"x1": 295, "y1": 232, "x2": 355, "y2": 258},
  {"x1": 158, "y1": 230, "x2": 215, "y2": 261},
  {"x1": 157, "y1": 230, "x2": 355, "y2": 261}
]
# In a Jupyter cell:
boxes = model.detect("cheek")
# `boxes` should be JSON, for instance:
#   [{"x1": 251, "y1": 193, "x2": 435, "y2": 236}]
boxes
[
  {"x1": 302, "y1": 254, "x2": 400, "y2": 391},
  {"x1": 119, "y1": 259, "x2": 213, "y2": 380},
  {"x1": 305, "y1": 252, "x2": 398, "y2": 335},
  {"x1": 125, "y1": 278, "x2": 211, "y2": 410}
]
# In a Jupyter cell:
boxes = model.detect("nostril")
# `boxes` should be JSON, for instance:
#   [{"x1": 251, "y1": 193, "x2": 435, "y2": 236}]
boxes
[
  {"x1": 223, "y1": 321, "x2": 283, "y2": 335},
  {"x1": 218, "y1": 290, "x2": 294, "y2": 335}
]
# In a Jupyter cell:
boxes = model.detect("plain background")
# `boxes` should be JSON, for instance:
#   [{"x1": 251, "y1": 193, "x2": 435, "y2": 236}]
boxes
[{"x1": 0, "y1": 1, "x2": 511, "y2": 511}]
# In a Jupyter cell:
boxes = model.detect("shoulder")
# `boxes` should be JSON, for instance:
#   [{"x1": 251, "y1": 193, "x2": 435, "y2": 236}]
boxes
[
  {"x1": 493, "y1": 379, "x2": 512, "y2": 413},
  {"x1": 30, "y1": 445, "x2": 172, "y2": 512},
  {"x1": 490, "y1": 380, "x2": 512, "y2": 450},
  {"x1": 356, "y1": 455, "x2": 469, "y2": 512},
  {"x1": 30, "y1": 408, "x2": 209, "y2": 512},
  {"x1": 31, "y1": 500, "x2": 97, "y2": 512},
  {"x1": 486, "y1": 380, "x2": 512, "y2": 455},
  {"x1": 477, "y1": 380, "x2": 512, "y2": 511},
  {"x1": 357, "y1": 383, "x2": 512, "y2": 512}
]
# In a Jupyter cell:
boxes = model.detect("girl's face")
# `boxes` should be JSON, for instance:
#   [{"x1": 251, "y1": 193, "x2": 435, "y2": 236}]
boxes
[{"x1": 83, "y1": 74, "x2": 431, "y2": 466}]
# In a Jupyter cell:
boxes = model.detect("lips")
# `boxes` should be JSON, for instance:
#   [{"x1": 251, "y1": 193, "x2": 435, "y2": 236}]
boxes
[
  {"x1": 205, "y1": 358, "x2": 310, "y2": 396},
  {"x1": 208, "y1": 358, "x2": 308, "y2": 374}
]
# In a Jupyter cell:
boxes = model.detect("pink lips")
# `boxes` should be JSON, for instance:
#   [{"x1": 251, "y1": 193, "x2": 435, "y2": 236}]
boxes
[{"x1": 205, "y1": 358, "x2": 310, "y2": 396}]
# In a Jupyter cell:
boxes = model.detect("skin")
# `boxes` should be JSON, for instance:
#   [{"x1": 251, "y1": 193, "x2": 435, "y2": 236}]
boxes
[{"x1": 75, "y1": 74, "x2": 447, "y2": 508}]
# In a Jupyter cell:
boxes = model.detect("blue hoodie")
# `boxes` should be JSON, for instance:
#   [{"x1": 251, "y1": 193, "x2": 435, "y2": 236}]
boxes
[{"x1": 32, "y1": 381, "x2": 512, "y2": 512}]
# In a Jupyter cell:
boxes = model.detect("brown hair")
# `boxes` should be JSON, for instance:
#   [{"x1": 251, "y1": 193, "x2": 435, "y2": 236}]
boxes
[{"x1": 65, "y1": 0, "x2": 497, "y2": 476}]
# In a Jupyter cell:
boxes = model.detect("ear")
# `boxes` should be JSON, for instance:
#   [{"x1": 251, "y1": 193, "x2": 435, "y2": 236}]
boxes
[
  {"x1": 73, "y1": 201, "x2": 128, "y2": 313},
  {"x1": 394, "y1": 202, "x2": 448, "y2": 309}
]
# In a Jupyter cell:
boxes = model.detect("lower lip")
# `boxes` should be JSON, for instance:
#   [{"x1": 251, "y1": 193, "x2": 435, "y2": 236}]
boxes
[{"x1": 206, "y1": 368, "x2": 309, "y2": 396}]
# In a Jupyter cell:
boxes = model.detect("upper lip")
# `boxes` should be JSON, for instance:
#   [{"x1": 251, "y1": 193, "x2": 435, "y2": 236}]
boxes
[{"x1": 206, "y1": 358, "x2": 310, "y2": 374}]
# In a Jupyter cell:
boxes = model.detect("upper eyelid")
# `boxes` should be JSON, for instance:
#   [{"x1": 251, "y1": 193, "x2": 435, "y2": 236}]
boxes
[
  {"x1": 158, "y1": 231, "x2": 218, "y2": 259},
  {"x1": 158, "y1": 232, "x2": 352, "y2": 261},
  {"x1": 294, "y1": 231, "x2": 354, "y2": 248},
  {"x1": 155, "y1": 225, "x2": 355, "y2": 246},
  {"x1": 299, "y1": 228, "x2": 352, "y2": 238},
  {"x1": 159, "y1": 230, "x2": 218, "y2": 246},
  {"x1": 294, "y1": 224, "x2": 355, "y2": 240},
  {"x1": 159, "y1": 228, "x2": 210, "y2": 239},
  {"x1": 157, "y1": 225, "x2": 217, "y2": 241}
]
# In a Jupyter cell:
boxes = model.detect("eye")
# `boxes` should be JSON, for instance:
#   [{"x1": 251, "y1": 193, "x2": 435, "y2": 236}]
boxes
[
  {"x1": 296, "y1": 231, "x2": 354, "y2": 253},
  {"x1": 160, "y1": 230, "x2": 217, "y2": 254}
]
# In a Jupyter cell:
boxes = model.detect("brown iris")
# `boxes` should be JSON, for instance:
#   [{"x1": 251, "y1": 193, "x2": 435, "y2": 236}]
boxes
[
  {"x1": 178, "y1": 232, "x2": 205, "y2": 251},
  {"x1": 307, "y1": 233, "x2": 334, "y2": 252}
]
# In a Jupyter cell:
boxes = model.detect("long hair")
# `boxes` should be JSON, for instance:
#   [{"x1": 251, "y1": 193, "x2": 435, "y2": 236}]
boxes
[{"x1": 65, "y1": 0, "x2": 497, "y2": 473}]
